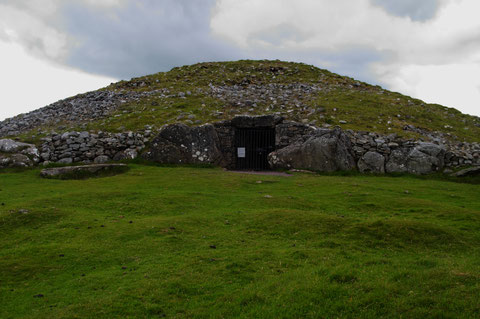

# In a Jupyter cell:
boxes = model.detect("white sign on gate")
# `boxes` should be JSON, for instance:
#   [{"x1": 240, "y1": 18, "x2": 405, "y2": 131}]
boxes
[{"x1": 237, "y1": 147, "x2": 246, "y2": 158}]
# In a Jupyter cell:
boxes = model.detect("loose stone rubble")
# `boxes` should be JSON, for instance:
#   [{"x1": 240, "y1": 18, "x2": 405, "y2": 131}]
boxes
[{"x1": 0, "y1": 89, "x2": 167, "y2": 137}]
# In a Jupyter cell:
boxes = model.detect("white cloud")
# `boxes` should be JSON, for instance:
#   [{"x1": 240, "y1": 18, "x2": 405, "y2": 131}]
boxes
[
  {"x1": 0, "y1": 40, "x2": 115, "y2": 121},
  {"x1": 374, "y1": 63, "x2": 480, "y2": 115},
  {"x1": 0, "y1": 2, "x2": 68, "y2": 60},
  {"x1": 211, "y1": 0, "x2": 480, "y2": 116}
]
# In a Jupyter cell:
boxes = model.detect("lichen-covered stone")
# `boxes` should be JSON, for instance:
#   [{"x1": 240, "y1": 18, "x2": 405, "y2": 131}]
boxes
[
  {"x1": 358, "y1": 151, "x2": 385, "y2": 173},
  {"x1": 268, "y1": 128, "x2": 356, "y2": 172},
  {"x1": 144, "y1": 124, "x2": 224, "y2": 165}
]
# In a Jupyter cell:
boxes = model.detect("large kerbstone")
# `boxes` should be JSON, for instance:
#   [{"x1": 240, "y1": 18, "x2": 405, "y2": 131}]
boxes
[
  {"x1": 10, "y1": 154, "x2": 32, "y2": 167},
  {"x1": 0, "y1": 139, "x2": 32, "y2": 153},
  {"x1": 358, "y1": 151, "x2": 385, "y2": 173},
  {"x1": 143, "y1": 124, "x2": 224, "y2": 165},
  {"x1": 386, "y1": 149, "x2": 409, "y2": 173},
  {"x1": 386, "y1": 142, "x2": 445, "y2": 174},
  {"x1": 268, "y1": 128, "x2": 356, "y2": 172},
  {"x1": 0, "y1": 139, "x2": 39, "y2": 168}
]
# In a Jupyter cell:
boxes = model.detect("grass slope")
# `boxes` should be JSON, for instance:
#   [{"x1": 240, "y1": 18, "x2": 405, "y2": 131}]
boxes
[
  {"x1": 1, "y1": 165, "x2": 480, "y2": 318},
  {"x1": 95, "y1": 60, "x2": 480, "y2": 142},
  {"x1": 16, "y1": 60, "x2": 480, "y2": 144}
]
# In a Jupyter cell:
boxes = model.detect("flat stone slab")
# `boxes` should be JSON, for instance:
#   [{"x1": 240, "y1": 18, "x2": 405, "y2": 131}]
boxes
[
  {"x1": 40, "y1": 164, "x2": 128, "y2": 179},
  {"x1": 450, "y1": 166, "x2": 480, "y2": 177}
]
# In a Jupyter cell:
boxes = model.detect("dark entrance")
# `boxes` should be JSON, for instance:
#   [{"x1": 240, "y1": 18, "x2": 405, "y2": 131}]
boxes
[{"x1": 235, "y1": 128, "x2": 275, "y2": 170}]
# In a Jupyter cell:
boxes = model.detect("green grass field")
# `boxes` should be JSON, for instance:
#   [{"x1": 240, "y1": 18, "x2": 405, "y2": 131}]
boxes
[{"x1": 1, "y1": 165, "x2": 480, "y2": 318}]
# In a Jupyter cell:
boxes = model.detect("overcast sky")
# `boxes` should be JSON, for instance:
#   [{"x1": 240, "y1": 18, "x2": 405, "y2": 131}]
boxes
[{"x1": 1, "y1": 0, "x2": 479, "y2": 121}]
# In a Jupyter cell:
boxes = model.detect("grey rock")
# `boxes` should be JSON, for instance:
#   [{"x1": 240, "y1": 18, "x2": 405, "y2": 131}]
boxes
[
  {"x1": 450, "y1": 166, "x2": 480, "y2": 177},
  {"x1": 144, "y1": 123, "x2": 224, "y2": 165},
  {"x1": 268, "y1": 128, "x2": 355, "y2": 172},
  {"x1": 231, "y1": 114, "x2": 283, "y2": 128},
  {"x1": 0, "y1": 155, "x2": 12, "y2": 167},
  {"x1": 40, "y1": 152, "x2": 51, "y2": 161},
  {"x1": 113, "y1": 149, "x2": 138, "y2": 161},
  {"x1": 385, "y1": 143, "x2": 445, "y2": 175},
  {"x1": 386, "y1": 149, "x2": 409, "y2": 173},
  {"x1": 406, "y1": 143, "x2": 445, "y2": 174},
  {"x1": 94, "y1": 155, "x2": 110, "y2": 164},
  {"x1": 0, "y1": 139, "x2": 34, "y2": 153},
  {"x1": 358, "y1": 151, "x2": 385, "y2": 173},
  {"x1": 57, "y1": 158, "x2": 73, "y2": 164},
  {"x1": 10, "y1": 154, "x2": 32, "y2": 167}
]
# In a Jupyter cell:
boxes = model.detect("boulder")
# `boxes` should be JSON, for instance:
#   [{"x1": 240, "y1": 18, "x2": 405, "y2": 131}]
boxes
[
  {"x1": 113, "y1": 149, "x2": 138, "y2": 161},
  {"x1": 0, "y1": 139, "x2": 32, "y2": 153},
  {"x1": 386, "y1": 149, "x2": 409, "y2": 173},
  {"x1": 0, "y1": 155, "x2": 12, "y2": 167},
  {"x1": 358, "y1": 151, "x2": 385, "y2": 173},
  {"x1": 143, "y1": 124, "x2": 224, "y2": 165},
  {"x1": 0, "y1": 139, "x2": 40, "y2": 168},
  {"x1": 40, "y1": 164, "x2": 128, "y2": 179},
  {"x1": 450, "y1": 166, "x2": 480, "y2": 177},
  {"x1": 386, "y1": 143, "x2": 445, "y2": 174},
  {"x1": 94, "y1": 155, "x2": 110, "y2": 164},
  {"x1": 406, "y1": 143, "x2": 445, "y2": 174},
  {"x1": 268, "y1": 128, "x2": 356, "y2": 172},
  {"x1": 10, "y1": 154, "x2": 32, "y2": 167}
]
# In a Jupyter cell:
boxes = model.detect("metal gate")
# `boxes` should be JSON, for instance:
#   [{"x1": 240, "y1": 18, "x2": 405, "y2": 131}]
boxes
[{"x1": 235, "y1": 128, "x2": 275, "y2": 170}]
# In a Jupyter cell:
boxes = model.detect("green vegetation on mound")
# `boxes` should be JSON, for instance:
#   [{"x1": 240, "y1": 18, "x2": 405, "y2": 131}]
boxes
[
  {"x1": 1, "y1": 165, "x2": 479, "y2": 318},
  {"x1": 90, "y1": 60, "x2": 480, "y2": 142}
]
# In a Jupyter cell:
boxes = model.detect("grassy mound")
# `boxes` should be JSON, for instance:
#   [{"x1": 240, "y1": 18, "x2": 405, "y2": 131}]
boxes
[
  {"x1": 12, "y1": 60, "x2": 480, "y2": 144},
  {"x1": 96, "y1": 60, "x2": 480, "y2": 142},
  {"x1": 1, "y1": 165, "x2": 479, "y2": 318}
]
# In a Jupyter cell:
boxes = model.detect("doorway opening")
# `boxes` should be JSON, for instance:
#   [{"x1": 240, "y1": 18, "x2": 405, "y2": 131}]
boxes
[{"x1": 235, "y1": 128, "x2": 275, "y2": 170}]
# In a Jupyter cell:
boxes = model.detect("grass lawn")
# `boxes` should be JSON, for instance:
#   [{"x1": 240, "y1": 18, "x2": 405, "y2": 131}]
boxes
[{"x1": 1, "y1": 165, "x2": 479, "y2": 318}]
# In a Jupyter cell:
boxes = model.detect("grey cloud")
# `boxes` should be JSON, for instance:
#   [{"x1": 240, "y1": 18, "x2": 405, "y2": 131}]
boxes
[
  {"x1": 0, "y1": 0, "x2": 424, "y2": 87},
  {"x1": 62, "y1": 0, "x2": 239, "y2": 79},
  {"x1": 371, "y1": 0, "x2": 440, "y2": 21}
]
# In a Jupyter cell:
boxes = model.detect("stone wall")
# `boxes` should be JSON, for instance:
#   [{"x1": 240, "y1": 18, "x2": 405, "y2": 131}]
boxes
[
  {"x1": 275, "y1": 121, "x2": 317, "y2": 149},
  {"x1": 346, "y1": 130, "x2": 480, "y2": 173},
  {"x1": 213, "y1": 121, "x2": 236, "y2": 169},
  {"x1": 2, "y1": 114, "x2": 480, "y2": 175},
  {"x1": 39, "y1": 131, "x2": 148, "y2": 165}
]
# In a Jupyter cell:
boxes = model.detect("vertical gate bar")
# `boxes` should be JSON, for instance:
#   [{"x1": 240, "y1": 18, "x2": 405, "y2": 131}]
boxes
[
  {"x1": 256, "y1": 129, "x2": 258, "y2": 170},
  {"x1": 257, "y1": 129, "x2": 259, "y2": 170},
  {"x1": 253, "y1": 129, "x2": 256, "y2": 170},
  {"x1": 261, "y1": 129, "x2": 264, "y2": 170}
]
